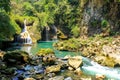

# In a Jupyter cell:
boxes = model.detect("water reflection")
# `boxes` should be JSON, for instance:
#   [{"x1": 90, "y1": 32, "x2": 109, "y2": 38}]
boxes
[{"x1": 20, "y1": 46, "x2": 32, "y2": 55}]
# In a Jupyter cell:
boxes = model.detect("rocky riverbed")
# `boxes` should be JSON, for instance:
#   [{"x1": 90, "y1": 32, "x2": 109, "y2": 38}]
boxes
[
  {"x1": 0, "y1": 49, "x2": 98, "y2": 80},
  {"x1": 53, "y1": 36, "x2": 120, "y2": 67}
]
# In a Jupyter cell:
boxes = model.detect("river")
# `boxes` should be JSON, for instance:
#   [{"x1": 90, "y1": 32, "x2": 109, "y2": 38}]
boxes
[{"x1": 7, "y1": 41, "x2": 120, "y2": 80}]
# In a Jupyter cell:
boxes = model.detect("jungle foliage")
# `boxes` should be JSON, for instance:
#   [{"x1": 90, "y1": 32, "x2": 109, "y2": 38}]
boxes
[{"x1": 0, "y1": 0, "x2": 120, "y2": 41}]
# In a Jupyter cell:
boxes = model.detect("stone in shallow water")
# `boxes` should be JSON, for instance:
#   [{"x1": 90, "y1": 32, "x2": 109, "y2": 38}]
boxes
[
  {"x1": 64, "y1": 77, "x2": 73, "y2": 80},
  {"x1": 48, "y1": 76, "x2": 64, "y2": 80},
  {"x1": 68, "y1": 56, "x2": 83, "y2": 69},
  {"x1": 32, "y1": 74, "x2": 44, "y2": 80},
  {"x1": 24, "y1": 77, "x2": 35, "y2": 80},
  {"x1": 46, "y1": 65, "x2": 61, "y2": 73},
  {"x1": 68, "y1": 67, "x2": 74, "y2": 71},
  {"x1": 74, "y1": 68, "x2": 82, "y2": 76},
  {"x1": 0, "y1": 62, "x2": 7, "y2": 69},
  {"x1": 95, "y1": 74, "x2": 105, "y2": 80}
]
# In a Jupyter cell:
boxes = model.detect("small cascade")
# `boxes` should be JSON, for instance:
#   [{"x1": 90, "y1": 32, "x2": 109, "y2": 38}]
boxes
[
  {"x1": 51, "y1": 25, "x2": 57, "y2": 41},
  {"x1": 15, "y1": 19, "x2": 32, "y2": 45},
  {"x1": 41, "y1": 25, "x2": 57, "y2": 41},
  {"x1": 45, "y1": 27, "x2": 49, "y2": 41},
  {"x1": 41, "y1": 27, "x2": 50, "y2": 41}
]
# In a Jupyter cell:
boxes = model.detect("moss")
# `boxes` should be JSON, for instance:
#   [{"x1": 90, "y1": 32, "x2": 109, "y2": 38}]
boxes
[{"x1": 36, "y1": 48, "x2": 54, "y2": 56}]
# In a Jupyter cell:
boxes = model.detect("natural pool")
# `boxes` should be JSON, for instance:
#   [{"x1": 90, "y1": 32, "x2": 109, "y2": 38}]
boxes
[{"x1": 7, "y1": 41, "x2": 120, "y2": 80}]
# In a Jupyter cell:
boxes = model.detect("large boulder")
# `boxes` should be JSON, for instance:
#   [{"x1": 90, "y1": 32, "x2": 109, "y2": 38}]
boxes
[
  {"x1": 42, "y1": 54, "x2": 56, "y2": 65},
  {"x1": 36, "y1": 48, "x2": 56, "y2": 65},
  {"x1": 3, "y1": 50, "x2": 30, "y2": 65},
  {"x1": 68, "y1": 56, "x2": 83, "y2": 69}
]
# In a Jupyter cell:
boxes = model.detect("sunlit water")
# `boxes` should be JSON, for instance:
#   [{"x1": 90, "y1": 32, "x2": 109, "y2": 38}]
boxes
[{"x1": 7, "y1": 41, "x2": 120, "y2": 80}]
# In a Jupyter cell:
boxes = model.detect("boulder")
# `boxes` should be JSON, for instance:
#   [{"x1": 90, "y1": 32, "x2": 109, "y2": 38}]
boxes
[
  {"x1": 3, "y1": 50, "x2": 30, "y2": 65},
  {"x1": 68, "y1": 56, "x2": 83, "y2": 69},
  {"x1": 46, "y1": 65, "x2": 61, "y2": 73},
  {"x1": 42, "y1": 54, "x2": 56, "y2": 65}
]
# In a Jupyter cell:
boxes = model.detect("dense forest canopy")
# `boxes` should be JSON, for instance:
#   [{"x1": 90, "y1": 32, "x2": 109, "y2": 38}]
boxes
[{"x1": 0, "y1": 0, "x2": 120, "y2": 41}]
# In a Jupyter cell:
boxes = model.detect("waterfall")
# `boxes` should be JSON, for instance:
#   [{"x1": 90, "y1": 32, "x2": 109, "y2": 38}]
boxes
[
  {"x1": 52, "y1": 25, "x2": 57, "y2": 41},
  {"x1": 14, "y1": 19, "x2": 32, "y2": 45},
  {"x1": 22, "y1": 19, "x2": 27, "y2": 32},
  {"x1": 45, "y1": 27, "x2": 49, "y2": 41},
  {"x1": 41, "y1": 25, "x2": 58, "y2": 41}
]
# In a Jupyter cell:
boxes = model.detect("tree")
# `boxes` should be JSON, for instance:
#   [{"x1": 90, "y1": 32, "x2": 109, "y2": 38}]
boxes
[{"x1": 0, "y1": 0, "x2": 10, "y2": 12}]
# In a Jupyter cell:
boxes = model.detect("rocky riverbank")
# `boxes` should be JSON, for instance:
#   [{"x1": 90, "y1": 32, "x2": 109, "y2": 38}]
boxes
[
  {"x1": 0, "y1": 49, "x2": 98, "y2": 80},
  {"x1": 53, "y1": 36, "x2": 120, "y2": 67}
]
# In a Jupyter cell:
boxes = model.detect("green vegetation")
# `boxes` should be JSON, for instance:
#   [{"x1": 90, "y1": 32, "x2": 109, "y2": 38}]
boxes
[
  {"x1": 101, "y1": 19, "x2": 108, "y2": 28},
  {"x1": 0, "y1": 0, "x2": 120, "y2": 41},
  {"x1": 0, "y1": 0, "x2": 10, "y2": 12},
  {"x1": 37, "y1": 48, "x2": 54, "y2": 56},
  {"x1": 0, "y1": 12, "x2": 21, "y2": 40}
]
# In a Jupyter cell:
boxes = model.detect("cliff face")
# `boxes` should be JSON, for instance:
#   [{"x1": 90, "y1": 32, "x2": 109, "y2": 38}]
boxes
[{"x1": 79, "y1": 0, "x2": 120, "y2": 38}]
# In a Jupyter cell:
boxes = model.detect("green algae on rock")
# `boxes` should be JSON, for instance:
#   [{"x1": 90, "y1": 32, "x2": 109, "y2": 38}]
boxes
[{"x1": 36, "y1": 48, "x2": 54, "y2": 56}]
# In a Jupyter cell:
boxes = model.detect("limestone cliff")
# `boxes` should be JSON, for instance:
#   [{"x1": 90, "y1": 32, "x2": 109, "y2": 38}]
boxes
[{"x1": 79, "y1": 0, "x2": 120, "y2": 38}]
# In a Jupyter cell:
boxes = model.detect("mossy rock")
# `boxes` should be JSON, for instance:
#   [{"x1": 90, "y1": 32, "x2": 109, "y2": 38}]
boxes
[
  {"x1": 53, "y1": 38, "x2": 80, "y2": 52},
  {"x1": 57, "y1": 30, "x2": 68, "y2": 40},
  {"x1": 36, "y1": 48, "x2": 54, "y2": 57},
  {"x1": 3, "y1": 50, "x2": 30, "y2": 65}
]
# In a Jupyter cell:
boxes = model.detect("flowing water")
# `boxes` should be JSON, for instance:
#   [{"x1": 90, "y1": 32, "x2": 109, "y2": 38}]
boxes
[{"x1": 7, "y1": 41, "x2": 120, "y2": 80}]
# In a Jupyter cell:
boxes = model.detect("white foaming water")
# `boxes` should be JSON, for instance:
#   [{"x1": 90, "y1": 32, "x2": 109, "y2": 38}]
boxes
[{"x1": 82, "y1": 57, "x2": 120, "y2": 80}]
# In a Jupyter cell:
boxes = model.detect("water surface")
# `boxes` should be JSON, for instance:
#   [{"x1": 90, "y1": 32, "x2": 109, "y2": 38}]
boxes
[{"x1": 7, "y1": 41, "x2": 120, "y2": 80}]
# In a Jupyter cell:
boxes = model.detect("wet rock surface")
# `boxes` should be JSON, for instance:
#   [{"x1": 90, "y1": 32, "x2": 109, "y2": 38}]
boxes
[{"x1": 0, "y1": 50, "x2": 92, "y2": 80}]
